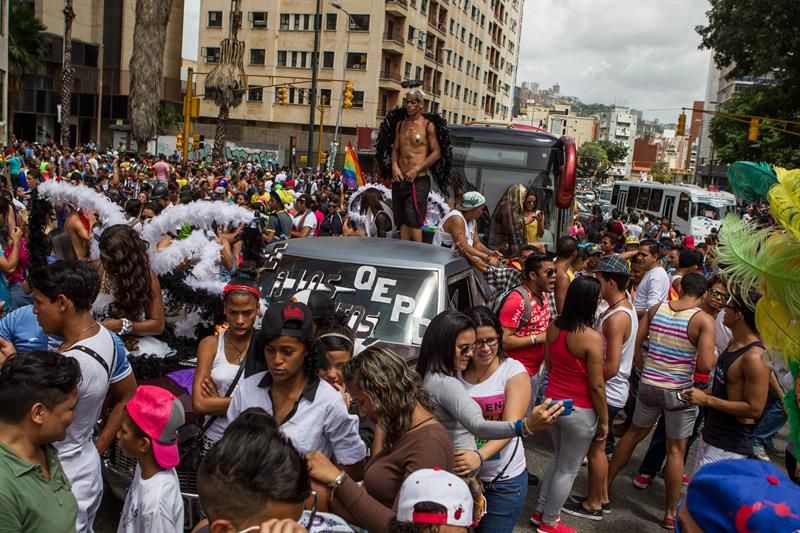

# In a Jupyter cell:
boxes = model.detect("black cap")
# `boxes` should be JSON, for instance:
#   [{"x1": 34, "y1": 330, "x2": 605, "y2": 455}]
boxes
[
  {"x1": 151, "y1": 182, "x2": 169, "y2": 199},
  {"x1": 262, "y1": 301, "x2": 314, "y2": 340}
]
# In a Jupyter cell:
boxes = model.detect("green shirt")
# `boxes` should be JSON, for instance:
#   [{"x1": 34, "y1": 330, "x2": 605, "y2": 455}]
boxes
[{"x1": 0, "y1": 442, "x2": 77, "y2": 533}]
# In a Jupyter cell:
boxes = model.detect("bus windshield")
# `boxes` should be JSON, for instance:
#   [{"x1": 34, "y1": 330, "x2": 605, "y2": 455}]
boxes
[{"x1": 694, "y1": 202, "x2": 731, "y2": 220}]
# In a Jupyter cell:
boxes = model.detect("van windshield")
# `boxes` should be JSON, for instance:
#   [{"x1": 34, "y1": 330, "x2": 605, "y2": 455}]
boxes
[
  {"x1": 261, "y1": 255, "x2": 440, "y2": 345},
  {"x1": 694, "y1": 202, "x2": 730, "y2": 220}
]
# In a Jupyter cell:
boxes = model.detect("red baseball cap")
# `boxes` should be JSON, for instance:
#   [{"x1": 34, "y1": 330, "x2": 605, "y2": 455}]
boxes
[
  {"x1": 684, "y1": 235, "x2": 696, "y2": 249},
  {"x1": 126, "y1": 385, "x2": 185, "y2": 469}
]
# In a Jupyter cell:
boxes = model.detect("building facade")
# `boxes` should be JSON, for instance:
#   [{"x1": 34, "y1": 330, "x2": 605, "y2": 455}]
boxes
[
  {"x1": 1, "y1": 0, "x2": 8, "y2": 144},
  {"x1": 183, "y1": 0, "x2": 524, "y2": 166},
  {"x1": 598, "y1": 105, "x2": 637, "y2": 178}
]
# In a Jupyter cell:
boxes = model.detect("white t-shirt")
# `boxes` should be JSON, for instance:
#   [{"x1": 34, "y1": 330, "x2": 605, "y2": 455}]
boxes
[
  {"x1": 457, "y1": 359, "x2": 527, "y2": 482},
  {"x1": 56, "y1": 327, "x2": 117, "y2": 456},
  {"x1": 633, "y1": 266, "x2": 671, "y2": 312},
  {"x1": 293, "y1": 211, "x2": 317, "y2": 236},
  {"x1": 228, "y1": 373, "x2": 366, "y2": 465},
  {"x1": 596, "y1": 305, "x2": 638, "y2": 408},
  {"x1": 117, "y1": 465, "x2": 183, "y2": 533},
  {"x1": 715, "y1": 310, "x2": 733, "y2": 355},
  {"x1": 206, "y1": 331, "x2": 242, "y2": 442},
  {"x1": 627, "y1": 224, "x2": 643, "y2": 238}
]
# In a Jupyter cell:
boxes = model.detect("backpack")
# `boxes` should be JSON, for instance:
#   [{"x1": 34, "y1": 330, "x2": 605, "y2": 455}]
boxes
[{"x1": 489, "y1": 286, "x2": 532, "y2": 333}]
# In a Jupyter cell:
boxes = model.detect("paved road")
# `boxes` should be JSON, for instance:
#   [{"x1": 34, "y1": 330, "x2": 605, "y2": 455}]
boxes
[{"x1": 95, "y1": 425, "x2": 790, "y2": 532}]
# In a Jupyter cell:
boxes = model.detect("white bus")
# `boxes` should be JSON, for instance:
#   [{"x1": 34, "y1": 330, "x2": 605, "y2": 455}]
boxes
[
  {"x1": 610, "y1": 181, "x2": 737, "y2": 239},
  {"x1": 597, "y1": 184, "x2": 613, "y2": 205}
]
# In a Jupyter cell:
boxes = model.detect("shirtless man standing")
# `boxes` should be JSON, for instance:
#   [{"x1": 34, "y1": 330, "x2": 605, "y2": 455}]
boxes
[{"x1": 391, "y1": 89, "x2": 441, "y2": 242}]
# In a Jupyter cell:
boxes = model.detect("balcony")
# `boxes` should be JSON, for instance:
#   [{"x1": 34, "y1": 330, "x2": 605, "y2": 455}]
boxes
[
  {"x1": 385, "y1": 0, "x2": 408, "y2": 17},
  {"x1": 428, "y1": 17, "x2": 447, "y2": 35},
  {"x1": 382, "y1": 32, "x2": 405, "y2": 55},
  {"x1": 379, "y1": 70, "x2": 403, "y2": 90}
]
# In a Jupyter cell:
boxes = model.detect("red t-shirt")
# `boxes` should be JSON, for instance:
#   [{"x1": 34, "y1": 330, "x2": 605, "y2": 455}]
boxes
[{"x1": 498, "y1": 286, "x2": 550, "y2": 376}]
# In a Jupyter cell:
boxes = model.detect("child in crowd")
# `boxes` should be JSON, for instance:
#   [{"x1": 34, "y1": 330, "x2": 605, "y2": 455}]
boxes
[{"x1": 116, "y1": 385, "x2": 185, "y2": 533}]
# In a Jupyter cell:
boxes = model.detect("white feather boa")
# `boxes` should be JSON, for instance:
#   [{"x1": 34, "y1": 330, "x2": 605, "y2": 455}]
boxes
[
  {"x1": 139, "y1": 201, "x2": 252, "y2": 245},
  {"x1": 149, "y1": 230, "x2": 227, "y2": 295},
  {"x1": 37, "y1": 181, "x2": 127, "y2": 226},
  {"x1": 346, "y1": 183, "x2": 450, "y2": 228}
]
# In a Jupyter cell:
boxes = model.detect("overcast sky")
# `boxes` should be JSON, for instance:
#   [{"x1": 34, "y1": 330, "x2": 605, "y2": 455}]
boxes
[{"x1": 517, "y1": 0, "x2": 712, "y2": 123}]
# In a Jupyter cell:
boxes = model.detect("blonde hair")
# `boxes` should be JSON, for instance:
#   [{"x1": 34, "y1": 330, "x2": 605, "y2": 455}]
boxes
[
  {"x1": 406, "y1": 88, "x2": 426, "y2": 101},
  {"x1": 343, "y1": 347, "x2": 433, "y2": 453}
]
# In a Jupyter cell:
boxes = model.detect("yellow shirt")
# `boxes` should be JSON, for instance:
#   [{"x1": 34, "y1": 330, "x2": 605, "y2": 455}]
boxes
[
  {"x1": 251, "y1": 192, "x2": 269, "y2": 204},
  {"x1": 526, "y1": 219, "x2": 539, "y2": 243}
]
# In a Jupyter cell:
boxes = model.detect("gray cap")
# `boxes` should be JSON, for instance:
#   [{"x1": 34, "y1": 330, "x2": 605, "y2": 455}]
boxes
[{"x1": 595, "y1": 254, "x2": 630, "y2": 275}]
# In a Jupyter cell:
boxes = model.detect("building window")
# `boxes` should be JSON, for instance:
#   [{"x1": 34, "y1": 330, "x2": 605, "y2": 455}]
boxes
[
  {"x1": 277, "y1": 50, "x2": 287, "y2": 67},
  {"x1": 250, "y1": 11, "x2": 267, "y2": 28},
  {"x1": 279, "y1": 14, "x2": 290, "y2": 30},
  {"x1": 352, "y1": 91, "x2": 365, "y2": 108},
  {"x1": 322, "y1": 51, "x2": 334, "y2": 69},
  {"x1": 250, "y1": 48, "x2": 266, "y2": 65},
  {"x1": 407, "y1": 26, "x2": 416, "y2": 42},
  {"x1": 208, "y1": 11, "x2": 223, "y2": 27},
  {"x1": 248, "y1": 86, "x2": 263, "y2": 102},
  {"x1": 325, "y1": 13, "x2": 337, "y2": 30},
  {"x1": 421, "y1": 0, "x2": 428, "y2": 14},
  {"x1": 293, "y1": 14, "x2": 312, "y2": 30},
  {"x1": 415, "y1": 66, "x2": 422, "y2": 80},
  {"x1": 349, "y1": 14, "x2": 370, "y2": 31},
  {"x1": 204, "y1": 47, "x2": 221, "y2": 63},
  {"x1": 346, "y1": 53, "x2": 368, "y2": 70},
  {"x1": 320, "y1": 89, "x2": 332, "y2": 106},
  {"x1": 405, "y1": 62, "x2": 412, "y2": 77}
]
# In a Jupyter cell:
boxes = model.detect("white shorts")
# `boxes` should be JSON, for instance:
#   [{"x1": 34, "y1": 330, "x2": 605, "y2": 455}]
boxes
[
  {"x1": 60, "y1": 442, "x2": 103, "y2": 533},
  {"x1": 695, "y1": 436, "x2": 748, "y2": 472}
]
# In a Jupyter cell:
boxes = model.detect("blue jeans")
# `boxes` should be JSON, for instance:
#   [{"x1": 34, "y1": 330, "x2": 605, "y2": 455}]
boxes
[
  {"x1": 479, "y1": 470, "x2": 528, "y2": 533},
  {"x1": 755, "y1": 392, "x2": 787, "y2": 446},
  {"x1": 8, "y1": 283, "x2": 32, "y2": 312}
]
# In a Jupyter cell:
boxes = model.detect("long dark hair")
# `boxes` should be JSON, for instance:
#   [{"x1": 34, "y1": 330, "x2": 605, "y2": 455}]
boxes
[
  {"x1": 99, "y1": 224, "x2": 153, "y2": 320},
  {"x1": 416, "y1": 311, "x2": 475, "y2": 378},
  {"x1": 49, "y1": 228, "x2": 78, "y2": 262},
  {"x1": 555, "y1": 276, "x2": 600, "y2": 332},
  {"x1": 465, "y1": 305, "x2": 506, "y2": 361}
]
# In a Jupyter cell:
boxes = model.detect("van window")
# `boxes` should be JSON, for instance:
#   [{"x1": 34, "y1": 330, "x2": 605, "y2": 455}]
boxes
[
  {"x1": 626, "y1": 187, "x2": 639, "y2": 210},
  {"x1": 447, "y1": 274, "x2": 473, "y2": 312},
  {"x1": 677, "y1": 192, "x2": 691, "y2": 220},
  {"x1": 636, "y1": 188, "x2": 651, "y2": 210},
  {"x1": 648, "y1": 189, "x2": 663, "y2": 212},
  {"x1": 611, "y1": 185, "x2": 619, "y2": 205}
]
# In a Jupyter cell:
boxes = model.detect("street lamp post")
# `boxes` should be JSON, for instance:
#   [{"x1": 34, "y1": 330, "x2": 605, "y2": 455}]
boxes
[
  {"x1": 432, "y1": 47, "x2": 451, "y2": 112},
  {"x1": 306, "y1": 0, "x2": 322, "y2": 170},
  {"x1": 329, "y1": 1, "x2": 351, "y2": 172}
]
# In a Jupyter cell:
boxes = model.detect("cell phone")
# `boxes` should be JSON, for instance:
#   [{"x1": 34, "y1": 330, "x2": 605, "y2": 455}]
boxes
[
  {"x1": 559, "y1": 399, "x2": 574, "y2": 416},
  {"x1": 676, "y1": 392, "x2": 689, "y2": 404}
]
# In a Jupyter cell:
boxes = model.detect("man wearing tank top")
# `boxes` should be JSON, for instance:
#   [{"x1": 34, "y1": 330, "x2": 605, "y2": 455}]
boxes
[
  {"x1": 563, "y1": 255, "x2": 638, "y2": 521},
  {"x1": 683, "y1": 292, "x2": 769, "y2": 469},
  {"x1": 607, "y1": 272, "x2": 716, "y2": 529}
]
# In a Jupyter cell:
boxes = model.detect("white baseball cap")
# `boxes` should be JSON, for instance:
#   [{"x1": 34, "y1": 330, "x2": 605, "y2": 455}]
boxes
[{"x1": 396, "y1": 468, "x2": 473, "y2": 527}]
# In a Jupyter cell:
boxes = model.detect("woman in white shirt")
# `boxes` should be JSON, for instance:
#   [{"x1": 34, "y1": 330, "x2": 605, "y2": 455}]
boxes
[
  {"x1": 291, "y1": 194, "x2": 318, "y2": 238},
  {"x1": 458, "y1": 306, "x2": 531, "y2": 533},
  {"x1": 192, "y1": 267, "x2": 261, "y2": 447}
]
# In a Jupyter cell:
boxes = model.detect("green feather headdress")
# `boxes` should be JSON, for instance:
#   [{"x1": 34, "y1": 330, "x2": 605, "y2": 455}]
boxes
[
  {"x1": 728, "y1": 161, "x2": 778, "y2": 203},
  {"x1": 715, "y1": 214, "x2": 800, "y2": 316}
]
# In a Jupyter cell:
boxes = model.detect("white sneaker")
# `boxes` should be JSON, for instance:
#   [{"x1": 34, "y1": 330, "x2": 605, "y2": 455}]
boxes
[{"x1": 753, "y1": 444, "x2": 770, "y2": 462}]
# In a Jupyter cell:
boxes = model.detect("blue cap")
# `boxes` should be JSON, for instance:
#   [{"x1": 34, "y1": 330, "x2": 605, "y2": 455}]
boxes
[{"x1": 684, "y1": 459, "x2": 800, "y2": 532}]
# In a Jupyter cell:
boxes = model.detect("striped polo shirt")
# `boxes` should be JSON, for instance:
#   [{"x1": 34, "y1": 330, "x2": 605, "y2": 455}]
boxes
[{"x1": 641, "y1": 303, "x2": 701, "y2": 390}]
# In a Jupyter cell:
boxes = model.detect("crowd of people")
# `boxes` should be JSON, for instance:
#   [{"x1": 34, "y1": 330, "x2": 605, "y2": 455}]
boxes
[{"x1": 0, "y1": 136, "x2": 798, "y2": 533}]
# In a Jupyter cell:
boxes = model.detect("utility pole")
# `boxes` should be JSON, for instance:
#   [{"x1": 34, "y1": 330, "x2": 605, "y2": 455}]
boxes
[
  {"x1": 182, "y1": 68, "x2": 194, "y2": 162},
  {"x1": 306, "y1": 0, "x2": 322, "y2": 168},
  {"x1": 329, "y1": 1, "x2": 351, "y2": 172},
  {"x1": 317, "y1": 94, "x2": 326, "y2": 170}
]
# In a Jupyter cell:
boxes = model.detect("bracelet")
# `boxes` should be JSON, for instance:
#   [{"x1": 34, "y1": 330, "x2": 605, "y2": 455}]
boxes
[
  {"x1": 530, "y1": 334, "x2": 536, "y2": 346},
  {"x1": 514, "y1": 419, "x2": 525, "y2": 437},
  {"x1": 328, "y1": 470, "x2": 347, "y2": 492},
  {"x1": 474, "y1": 450, "x2": 484, "y2": 467},
  {"x1": 522, "y1": 418, "x2": 533, "y2": 436},
  {"x1": 120, "y1": 318, "x2": 133, "y2": 336}
]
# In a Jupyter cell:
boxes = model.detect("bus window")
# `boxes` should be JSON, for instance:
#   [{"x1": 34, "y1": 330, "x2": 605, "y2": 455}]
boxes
[
  {"x1": 677, "y1": 192, "x2": 691, "y2": 220},
  {"x1": 636, "y1": 188, "x2": 651, "y2": 210},
  {"x1": 626, "y1": 187, "x2": 639, "y2": 210},
  {"x1": 611, "y1": 185, "x2": 619, "y2": 205},
  {"x1": 648, "y1": 189, "x2": 663, "y2": 212},
  {"x1": 695, "y1": 202, "x2": 728, "y2": 220}
]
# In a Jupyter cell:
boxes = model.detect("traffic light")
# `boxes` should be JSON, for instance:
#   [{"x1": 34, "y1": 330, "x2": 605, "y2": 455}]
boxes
[
  {"x1": 278, "y1": 86, "x2": 288, "y2": 105},
  {"x1": 748, "y1": 117, "x2": 760, "y2": 141},
  {"x1": 343, "y1": 81, "x2": 353, "y2": 109},
  {"x1": 192, "y1": 134, "x2": 200, "y2": 151},
  {"x1": 676, "y1": 113, "x2": 686, "y2": 137},
  {"x1": 176, "y1": 132, "x2": 184, "y2": 152}
]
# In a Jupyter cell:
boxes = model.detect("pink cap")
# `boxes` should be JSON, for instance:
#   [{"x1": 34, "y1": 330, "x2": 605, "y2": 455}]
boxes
[{"x1": 126, "y1": 385, "x2": 185, "y2": 469}]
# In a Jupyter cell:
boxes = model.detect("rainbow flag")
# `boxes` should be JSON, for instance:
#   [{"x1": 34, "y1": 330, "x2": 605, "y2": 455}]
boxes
[{"x1": 342, "y1": 142, "x2": 366, "y2": 188}]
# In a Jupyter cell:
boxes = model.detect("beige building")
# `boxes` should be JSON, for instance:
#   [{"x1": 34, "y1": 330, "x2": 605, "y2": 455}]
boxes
[
  {"x1": 183, "y1": 0, "x2": 524, "y2": 166},
  {"x1": 513, "y1": 104, "x2": 598, "y2": 148}
]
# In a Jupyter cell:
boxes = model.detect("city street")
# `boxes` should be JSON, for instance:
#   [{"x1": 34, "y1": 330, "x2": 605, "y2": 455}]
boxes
[{"x1": 93, "y1": 422, "x2": 791, "y2": 532}]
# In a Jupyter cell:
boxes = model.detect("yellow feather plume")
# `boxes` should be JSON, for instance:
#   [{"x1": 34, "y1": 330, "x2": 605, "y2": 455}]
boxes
[
  {"x1": 769, "y1": 167, "x2": 800, "y2": 242},
  {"x1": 756, "y1": 297, "x2": 800, "y2": 362}
]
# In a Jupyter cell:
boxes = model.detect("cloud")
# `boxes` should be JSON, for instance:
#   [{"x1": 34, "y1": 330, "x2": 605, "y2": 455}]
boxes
[{"x1": 517, "y1": 0, "x2": 712, "y2": 122}]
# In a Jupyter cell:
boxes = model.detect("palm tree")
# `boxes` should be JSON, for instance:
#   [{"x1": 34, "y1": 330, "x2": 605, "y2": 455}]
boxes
[
  {"x1": 8, "y1": 5, "x2": 50, "y2": 142},
  {"x1": 205, "y1": 0, "x2": 246, "y2": 162},
  {"x1": 59, "y1": 0, "x2": 74, "y2": 148},
  {"x1": 155, "y1": 104, "x2": 181, "y2": 152},
  {"x1": 128, "y1": 0, "x2": 173, "y2": 153}
]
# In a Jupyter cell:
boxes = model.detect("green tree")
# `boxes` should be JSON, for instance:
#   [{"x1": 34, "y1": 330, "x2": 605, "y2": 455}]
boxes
[
  {"x1": 577, "y1": 142, "x2": 607, "y2": 182},
  {"x1": 650, "y1": 161, "x2": 671, "y2": 184},
  {"x1": 596, "y1": 140, "x2": 629, "y2": 166},
  {"x1": 8, "y1": 5, "x2": 50, "y2": 141}
]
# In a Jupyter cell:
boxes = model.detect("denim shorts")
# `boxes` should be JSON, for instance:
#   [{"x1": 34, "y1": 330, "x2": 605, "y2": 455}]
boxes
[{"x1": 633, "y1": 382, "x2": 698, "y2": 439}]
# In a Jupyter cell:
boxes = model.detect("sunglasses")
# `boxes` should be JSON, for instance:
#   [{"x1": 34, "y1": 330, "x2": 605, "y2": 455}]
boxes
[
  {"x1": 458, "y1": 344, "x2": 476, "y2": 357},
  {"x1": 544, "y1": 267, "x2": 556, "y2": 277},
  {"x1": 708, "y1": 288, "x2": 728, "y2": 300}
]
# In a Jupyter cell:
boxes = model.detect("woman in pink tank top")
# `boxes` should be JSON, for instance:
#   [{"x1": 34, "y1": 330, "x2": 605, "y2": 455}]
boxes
[{"x1": 532, "y1": 276, "x2": 608, "y2": 533}]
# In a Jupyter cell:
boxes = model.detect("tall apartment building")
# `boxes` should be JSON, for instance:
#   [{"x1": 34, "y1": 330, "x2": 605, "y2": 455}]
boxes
[
  {"x1": 183, "y1": 0, "x2": 524, "y2": 165},
  {"x1": 598, "y1": 106, "x2": 637, "y2": 178},
  {"x1": 1, "y1": 0, "x2": 9, "y2": 144},
  {"x1": 9, "y1": 0, "x2": 184, "y2": 147}
]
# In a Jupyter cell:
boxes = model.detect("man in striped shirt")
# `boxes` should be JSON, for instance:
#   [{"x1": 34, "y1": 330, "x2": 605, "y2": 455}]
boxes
[{"x1": 606, "y1": 272, "x2": 716, "y2": 529}]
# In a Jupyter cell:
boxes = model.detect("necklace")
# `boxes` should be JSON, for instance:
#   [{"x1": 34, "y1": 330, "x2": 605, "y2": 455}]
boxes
[
  {"x1": 603, "y1": 295, "x2": 627, "y2": 315},
  {"x1": 63, "y1": 321, "x2": 98, "y2": 350},
  {"x1": 406, "y1": 120, "x2": 422, "y2": 144},
  {"x1": 225, "y1": 332, "x2": 252, "y2": 363},
  {"x1": 408, "y1": 415, "x2": 435, "y2": 432}
]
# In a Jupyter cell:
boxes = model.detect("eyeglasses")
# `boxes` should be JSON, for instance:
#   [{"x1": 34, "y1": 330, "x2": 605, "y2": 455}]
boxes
[
  {"x1": 473, "y1": 337, "x2": 499, "y2": 349},
  {"x1": 708, "y1": 288, "x2": 728, "y2": 300}
]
